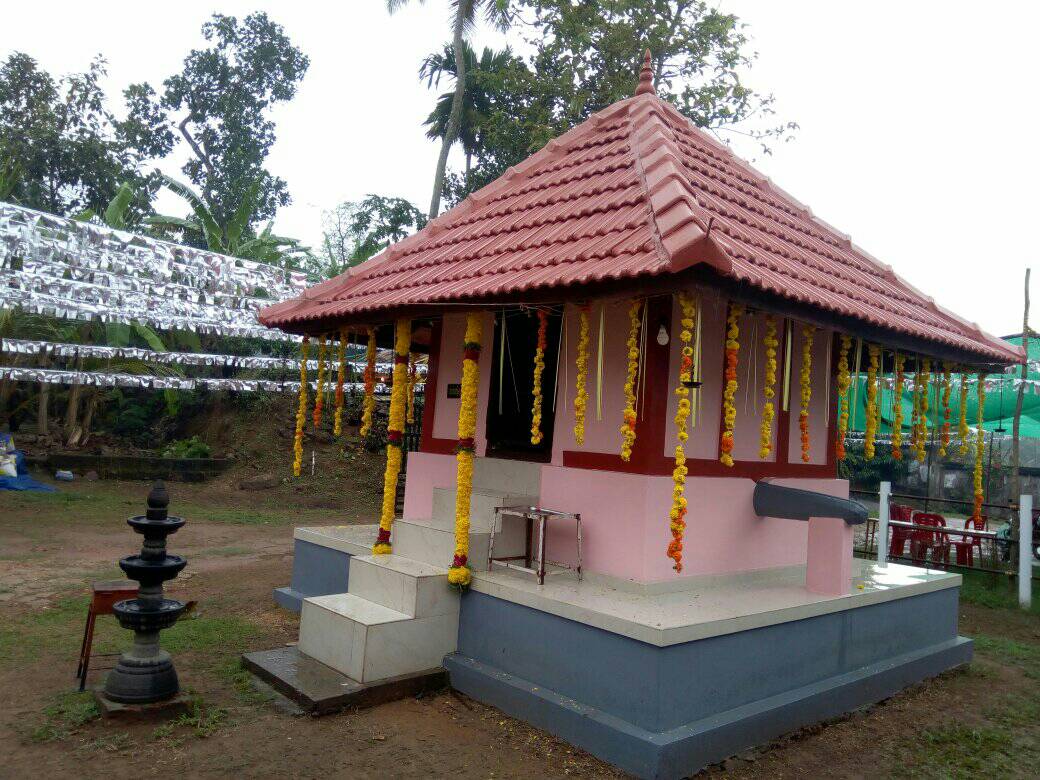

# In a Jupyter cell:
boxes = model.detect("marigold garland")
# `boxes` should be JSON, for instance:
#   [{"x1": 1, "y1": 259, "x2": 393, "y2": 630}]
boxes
[
  {"x1": 939, "y1": 362, "x2": 953, "y2": 457},
  {"x1": 312, "y1": 334, "x2": 328, "y2": 427},
  {"x1": 864, "y1": 344, "x2": 880, "y2": 460},
  {"x1": 759, "y1": 315, "x2": 779, "y2": 459},
  {"x1": 892, "y1": 353, "x2": 906, "y2": 459},
  {"x1": 573, "y1": 304, "x2": 591, "y2": 445},
  {"x1": 292, "y1": 337, "x2": 310, "y2": 477},
  {"x1": 359, "y1": 327, "x2": 377, "y2": 439},
  {"x1": 799, "y1": 325, "x2": 815, "y2": 463},
  {"x1": 405, "y1": 352, "x2": 418, "y2": 426},
  {"x1": 972, "y1": 373, "x2": 986, "y2": 521},
  {"x1": 916, "y1": 359, "x2": 931, "y2": 463},
  {"x1": 667, "y1": 292, "x2": 697, "y2": 573},
  {"x1": 373, "y1": 319, "x2": 411, "y2": 555},
  {"x1": 909, "y1": 360, "x2": 922, "y2": 457},
  {"x1": 333, "y1": 329, "x2": 347, "y2": 437},
  {"x1": 449, "y1": 312, "x2": 483, "y2": 587},
  {"x1": 620, "y1": 298, "x2": 643, "y2": 461},
  {"x1": 531, "y1": 309, "x2": 549, "y2": 445},
  {"x1": 835, "y1": 334, "x2": 852, "y2": 461},
  {"x1": 719, "y1": 303, "x2": 742, "y2": 467},
  {"x1": 958, "y1": 372, "x2": 971, "y2": 455}
]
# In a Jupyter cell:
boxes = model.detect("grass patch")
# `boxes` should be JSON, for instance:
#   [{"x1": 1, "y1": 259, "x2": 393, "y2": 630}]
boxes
[
  {"x1": 31, "y1": 691, "x2": 100, "y2": 743},
  {"x1": 972, "y1": 634, "x2": 1040, "y2": 678},
  {"x1": 152, "y1": 696, "x2": 228, "y2": 743},
  {"x1": 895, "y1": 725, "x2": 1017, "y2": 778},
  {"x1": 215, "y1": 657, "x2": 275, "y2": 705},
  {"x1": 163, "y1": 614, "x2": 264, "y2": 654},
  {"x1": 959, "y1": 569, "x2": 1040, "y2": 614}
]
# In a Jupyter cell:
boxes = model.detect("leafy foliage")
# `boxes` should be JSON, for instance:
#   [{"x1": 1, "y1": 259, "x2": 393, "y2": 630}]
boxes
[
  {"x1": 315, "y1": 195, "x2": 427, "y2": 278},
  {"x1": 120, "y1": 12, "x2": 309, "y2": 229},
  {"x1": 162, "y1": 435, "x2": 213, "y2": 459}
]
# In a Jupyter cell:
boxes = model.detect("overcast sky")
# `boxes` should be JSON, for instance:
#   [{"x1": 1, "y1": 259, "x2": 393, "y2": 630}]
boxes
[{"x1": 4, "y1": 2, "x2": 1039, "y2": 337}]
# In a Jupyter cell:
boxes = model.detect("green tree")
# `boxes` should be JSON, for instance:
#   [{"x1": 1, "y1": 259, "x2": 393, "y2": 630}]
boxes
[
  {"x1": 0, "y1": 53, "x2": 153, "y2": 217},
  {"x1": 316, "y1": 195, "x2": 428, "y2": 279},
  {"x1": 120, "y1": 12, "x2": 309, "y2": 230},
  {"x1": 388, "y1": 0, "x2": 513, "y2": 219}
]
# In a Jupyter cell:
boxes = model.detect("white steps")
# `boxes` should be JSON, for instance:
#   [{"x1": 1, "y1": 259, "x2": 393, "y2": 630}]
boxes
[{"x1": 348, "y1": 554, "x2": 458, "y2": 617}]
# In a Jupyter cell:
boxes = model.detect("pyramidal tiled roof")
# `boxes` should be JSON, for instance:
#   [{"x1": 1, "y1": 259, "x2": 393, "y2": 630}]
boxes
[{"x1": 261, "y1": 57, "x2": 1019, "y2": 364}]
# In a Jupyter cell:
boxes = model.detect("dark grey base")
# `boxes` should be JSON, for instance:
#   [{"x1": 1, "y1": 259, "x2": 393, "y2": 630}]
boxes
[
  {"x1": 273, "y1": 539, "x2": 352, "y2": 613},
  {"x1": 447, "y1": 589, "x2": 972, "y2": 780},
  {"x1": 243, "y1": 646, "x2": 447, "y2": 714},
  {"x1": 94, "y1": 688, "x2": 193, "y2": 721},
  {"x1": 102, "y1": 650, "x2": 180, "y2": 704}
]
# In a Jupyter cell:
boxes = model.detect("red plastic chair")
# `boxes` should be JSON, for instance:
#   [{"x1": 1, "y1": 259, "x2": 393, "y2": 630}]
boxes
[
  {"x1": 888, "y1": 504, "x2": 914, "y2": 558},
  {"x1": 951, "y1": 516, "x2": 988, "y2": 566},
  {"x1": 909, "y1": 512, "x2": 950, "y2": 566}
]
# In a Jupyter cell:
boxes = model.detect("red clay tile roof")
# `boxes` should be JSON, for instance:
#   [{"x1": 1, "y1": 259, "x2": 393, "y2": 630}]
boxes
[{"x1": 260, "y1": 72, "x2": 1019, "y2": 365}]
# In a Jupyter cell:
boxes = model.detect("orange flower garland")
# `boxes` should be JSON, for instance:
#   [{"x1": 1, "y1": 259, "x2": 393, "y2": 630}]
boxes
[
  {"x1": 531, "y1": 309, "x2": 549, "y2": 445},
  {"x1": 373, "y1": 319, "x2": 411, "y2": 555},
  {"x1": 359, "y1": 327, "x2": 377, "y2": 440},
  {"x1": 891, "y1": 353, "x2": 906, "y2": 459},
  {"x1": 759, "y1": 315, "x2": 779, "y2": 458},
  {"x1": 939, "y1": 362, "x2": 953, "y2": 457},
  {"x1": 909, "y1": 360, "x2": 922, "y2": 458},
  {"x1": 971, "y1": 373, "x2": 986, "y2": 521},
  {"x1": 449, "y1": 312, "x2": 483, "y2": 587},
  {"x1": 573, "y1": 305, "x2": 591, "y2": 445},
  {"x1": 864, "y1": 344, "x2": 880, "y2": 460},
  {"x1": 719, "y1": 303, "x2": 742, "y2": 467},
  {"x1": 312, "y1": 334, "x2": 328, "y2": 427},
  {"x1": 799, "y1": 325, "x2": 815, "y2": 463},
  {"x1": 958, "y1": 372, "x2": 971, "y2": 455},
  {"x1": 916, "y1": 359, "x2": 931, "y2": 463},
  {"x1": 292, "y1": 337, "x2": 309, "y2": 477},
  {"x1": 667, "y1": 292, "x2": 696, "y2": 573},
  {"x1": 333, "y1": 328, "x2": 347, "y2": 437},
  {"x1": 835, "y1": 334, "x2": 852, "y2": 461},
  {"x1": 620, "y1": 299, "x2": 643, "y2": 461}
]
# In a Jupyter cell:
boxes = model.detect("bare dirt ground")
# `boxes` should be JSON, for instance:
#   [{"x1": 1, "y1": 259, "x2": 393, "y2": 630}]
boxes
[{"x1": 2, "y1": 474, "x2": 1039, "y2": 779}]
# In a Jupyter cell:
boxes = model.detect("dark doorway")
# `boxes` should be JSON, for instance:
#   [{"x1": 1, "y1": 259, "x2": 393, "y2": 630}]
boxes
[{"x1": 485, "y1": 308, "x2": 561, "y2": 462}]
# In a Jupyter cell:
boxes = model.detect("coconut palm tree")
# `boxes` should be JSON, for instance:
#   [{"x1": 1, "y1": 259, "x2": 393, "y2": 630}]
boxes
[{"x1": 387, "y1": 0, "x2": 512, "y2": 218}]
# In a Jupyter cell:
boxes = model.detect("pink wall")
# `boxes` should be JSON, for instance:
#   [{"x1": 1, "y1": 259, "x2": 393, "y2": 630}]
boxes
[
  {"x1": 786, "y1": 323, "x2": 832, "y2": 466},
  {"x1": 432, "y1": 312, "x2": 494, "y2": 456},
  {"x1": 402, "y1": 451, "x2": 458, "y2": 520}
]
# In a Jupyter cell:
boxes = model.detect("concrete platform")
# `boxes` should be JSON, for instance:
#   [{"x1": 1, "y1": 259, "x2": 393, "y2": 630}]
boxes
[
  {"x1": 242, "y1": 646, "x2": 446, "y2": 715},
  {"x1": 273, "y1": 525, "x2": 376, "y2": 612}
]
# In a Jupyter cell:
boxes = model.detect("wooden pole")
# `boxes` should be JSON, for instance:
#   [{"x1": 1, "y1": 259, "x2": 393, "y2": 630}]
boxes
[{"x1": 1011, "y1": 267, "x2": 1030, "y2": 520}]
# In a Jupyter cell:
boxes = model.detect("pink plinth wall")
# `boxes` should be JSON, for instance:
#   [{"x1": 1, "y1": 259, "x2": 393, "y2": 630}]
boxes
[{"x1": 805, "y1": 517, "x2": 855, "y2": 596}]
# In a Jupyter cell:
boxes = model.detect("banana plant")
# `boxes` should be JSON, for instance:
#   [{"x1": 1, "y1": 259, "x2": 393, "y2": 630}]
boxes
[{"x1": 72, "y1": 181, "x2": 136, "y2": 230}]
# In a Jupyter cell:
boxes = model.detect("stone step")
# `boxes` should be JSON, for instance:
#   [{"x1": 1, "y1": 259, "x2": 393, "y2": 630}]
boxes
[
  {"x1": 431, "y1": 486, "x2": 537, "y2": 531},
  {"x1": 299, "y1": 593, "x2": 458, "y2": 683},
  {"x1": 347, "y1": 554, "x2": 458, "y2": 618},
  {"x1": 392, "y1": 516, "x2": 492, "y2": 570}
]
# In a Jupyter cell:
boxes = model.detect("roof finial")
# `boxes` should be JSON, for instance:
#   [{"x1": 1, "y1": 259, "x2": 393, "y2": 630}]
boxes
[{"x1": 635, "y1": 49, "x2": 655, "y2": 96}]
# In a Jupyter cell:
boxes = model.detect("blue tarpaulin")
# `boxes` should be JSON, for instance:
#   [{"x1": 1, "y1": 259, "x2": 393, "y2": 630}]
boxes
[{"x1": 0, "y1": 449, "x2": 56, "y2": 492}]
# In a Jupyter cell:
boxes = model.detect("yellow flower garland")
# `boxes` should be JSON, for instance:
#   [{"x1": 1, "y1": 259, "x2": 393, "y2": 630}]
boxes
[
  {"x1": 620, "y1": 299, "x2": 643, "y2": 461},
  {"x1": 971, "y1": 374, "x2": 986, "y2": 521},
  {"x1": 373, "y1": 319, "x2": 411, "y2": 555},
  {"x1": 312, "y1": 335, "x2": 327, "y2": 427},
  {"x1": 864, "y1": 344, "x2": 880, "y2": 460},
  {"x1": 835, "y1": 334, "x2": 852, "y2": 461},
  {"x1": 573, "y1": 304, "x2": 591, "y2": 445},
  {"x1": 292, "y1": 337, "x2": 310, "y2": 477},
  {"x1": 892, "y1": 353, "x2": 906, "y2": 459},
  {"x1": 406, "y1": 352, "x2": 418, "y2": 426},
  {"x1": 909, "y1": 361, "x2": 922, "y2": 457},
  {"x1": 719, "y1": 303, "x2": 742, "y2": 467},
  {"x1": 799, "y1": 325, "x2": 815, "y2": 463},
  {"x1": 667, "y1": 292, "x2": 697, "y2": 573},
  {"x1": 939, "y1": 362, "x2": 953, "y2": 457},
  {"x1": 449, "y1": 312, "x2": 483, "y2": 587},
  {"x1": 531, "y1": 309, "x2": 549, "y2": 445},
  {"x1": 359, "y1": 327, "x2": 377, "y2": 439},
  {"x1": 333, "y1": 328, "x2": 347, "y2": 437},
  {"x1": 916, "y1": 359, "x2": 931, "y2": 463},
  {"x1": 759, "y1": 315, "x2": 779, "y2": 459},
  {"x1": 958, "y1": 372, "x2": 971, "y2": 455}
]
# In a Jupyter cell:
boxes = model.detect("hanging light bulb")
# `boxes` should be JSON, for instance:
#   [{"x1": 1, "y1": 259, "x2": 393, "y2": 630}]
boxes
[{"x1": 657, "y1": 322, "x2": 669, "y2": 346}]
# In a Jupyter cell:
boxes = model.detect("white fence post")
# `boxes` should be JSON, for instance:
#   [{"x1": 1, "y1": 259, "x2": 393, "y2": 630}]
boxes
[
  {"x1": 1020, "y1": 494, "x2": 1033, "y2": 611},
  {"x1": 878, "y1": 481, "x2": 891, "y2": 567}
]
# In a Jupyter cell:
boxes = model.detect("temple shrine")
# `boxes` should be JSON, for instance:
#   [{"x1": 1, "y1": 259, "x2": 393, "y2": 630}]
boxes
[{"x1": 256, "y1": 53, "x2": 1022, "y2": 779}]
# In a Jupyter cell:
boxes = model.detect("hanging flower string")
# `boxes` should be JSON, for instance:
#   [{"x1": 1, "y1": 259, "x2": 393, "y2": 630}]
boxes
[
  {"x1": 359, "y1": 327, "x2": 377, "y2": 439},
  {"x1": 667, "y1": 292, "x2": 696, "y2": 573},
  {"x1": 620, "y1": 299, "x2": 643, "y2": 461},
  {"x1": 573, "y1": 304, "x2": 591, "y2": 445},
  {"x1": 759, "y1": 315, "x2": 779, "y2": 459},
  {"x1": 798, "y1": 325, "x2": 815, "y2": 463},
  {"x1": 530, "y1": 309, "x2": 549, "y2": 445},
  {"x1": 333, "y1": 329, "x2": 347, "y2": 437},
  {"x1": 373, "y1": 319, "x2": 411, "y2": 555},
  {"x1": 958, "y1": 372, "x2": 971, "y2": 455},
  {"x1": 972, "y1": 373, "x2": 986, "y2": 521},
  {"x1": 835, "y1": 334, "x2": 852, "y2": 461},
  {"x1": 909, "y1": 360, "x2": 922, "y2": 458},
  {"x1": 864, "y1": 344, "x2": 880, "y2": 460},
  {"x1": 939, "y1": 362, "x2": 953, "y2": 456},
  {"x1": 312, "y1": 334, "x2": 328, "y2": 427},
  {"x1": 916, "y1": 359, "x2": 931, "y2": 463},
  {"x1": 719, "y1": 302, "x2": 742, "y2": 467},
  {"x1": 292, "y1": 337, "x2": 310, "y2": 477},
  {"x1": 406, "y1": 352, "x2": 418, "y2": 426},
  {"x1": 892, "y1": 353, "x2": 906, "y2": 459},
  {"x1": 449, "y1": 312, "x2": 483, "y2": 588}
]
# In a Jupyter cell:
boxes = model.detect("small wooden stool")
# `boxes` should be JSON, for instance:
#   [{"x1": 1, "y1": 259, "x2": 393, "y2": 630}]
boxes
[{"x1": 76, "y1": 581, "x2": 138, "y2": 691}]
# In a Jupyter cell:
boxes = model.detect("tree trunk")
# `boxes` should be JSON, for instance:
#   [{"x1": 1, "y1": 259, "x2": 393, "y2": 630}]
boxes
[
  {"x1": 0, "y1": 354, "x2": 19, "y2": 420},
  {"x1": 64, "y1": 355, "x2": 85, "y2": 442},
  {"x1": 36, "y1": 355, "x2": 50, "y2": 437},
  {"x1": 80, "y1": 390, "x2": 99, "y2": 447},
  {"x1": 428, "y1": 15, "x2": 468, "y2": 219},
  {"x1": 1011, "y1": 267, "x2": 1030, "y2": 524}
]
